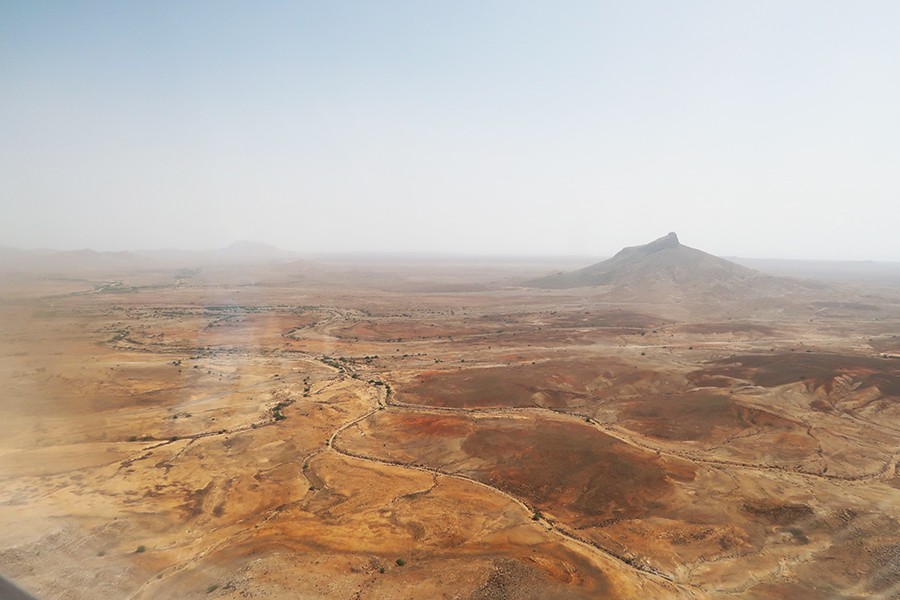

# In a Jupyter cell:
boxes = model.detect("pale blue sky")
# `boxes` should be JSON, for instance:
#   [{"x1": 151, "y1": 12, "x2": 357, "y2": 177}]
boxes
[{"x1": 1, "y1": 1, "x2": 898, "y2": 259}]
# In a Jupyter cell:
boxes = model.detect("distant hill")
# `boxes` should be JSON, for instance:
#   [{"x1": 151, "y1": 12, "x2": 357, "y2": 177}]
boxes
[
  {"x1": 0, "y1": 241, "x2": 305, "y2": 275},
  {"x1": 527, "y1": 232, "x2": 804, "y2": 299},
  {"x1": 0, "y1": 247, "x2": 145, "y2": 274},
  {"x1": 215, "y1": 240, "x2": 296, "y2": 259},
  {"x1": 136, "y1": 241, "x2": 300, "y2": 264}
]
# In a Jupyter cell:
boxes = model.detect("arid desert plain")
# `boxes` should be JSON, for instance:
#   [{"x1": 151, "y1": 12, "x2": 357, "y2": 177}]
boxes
[{"x1": 1, "y1": 238, "x2": 898, "y2": 599}]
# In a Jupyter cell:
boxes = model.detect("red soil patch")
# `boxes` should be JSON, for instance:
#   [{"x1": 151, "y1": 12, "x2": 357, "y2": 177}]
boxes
[
  {"x1": 696, "y1": 353, "x2": 900, "y2": 396},
  {"x1": 404, "y1": 368, "x2": 573, "y2": 409},
  {"x1": 618, "y1": 392, "x2": 800, "y2": 442},
  {"x1": 740, "y1": 500, "x2": 813, "y2": 526},
  {"x1": 401, "y1": 360, "x2": 680, "y2": 409},
  {"x1": 672, "y1": 322, "x2": 777, "y2": 336},
  {"x1": 462, "y1": 420, "x2": 689, "y2": 522},
  {"x1": 385, "y1": 413, "x2": 472, "y2": 437},
  {"x1": 348, "y1": 413, "x2": 695, "y2": 525},
  {"x1": 335, "y1": 321, "x2": 494, "y2": 341}
]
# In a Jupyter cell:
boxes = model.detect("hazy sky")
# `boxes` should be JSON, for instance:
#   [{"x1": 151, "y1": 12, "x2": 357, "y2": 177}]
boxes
[{"x1": 2, "y1": 1, "x2": 898, "y2": 260}]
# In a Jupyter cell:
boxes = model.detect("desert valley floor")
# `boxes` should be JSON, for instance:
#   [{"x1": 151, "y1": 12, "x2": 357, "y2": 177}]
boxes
[{"x1": 1, "y1": 255, "x2": 898, "y2": 599}]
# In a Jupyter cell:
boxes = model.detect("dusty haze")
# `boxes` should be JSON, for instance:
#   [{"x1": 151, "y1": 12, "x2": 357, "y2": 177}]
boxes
[{"x1": 1, "y1": 2, "x2": 899, "y2": 260}]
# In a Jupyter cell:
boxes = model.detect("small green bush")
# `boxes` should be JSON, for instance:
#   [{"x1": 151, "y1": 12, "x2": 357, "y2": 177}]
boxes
[
  {"x1": 395, "y1": 558, "x2": 406, "y2": 567},
  {"x1": 135, "y1": 545, "x2": 146, "y2": 553}
]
